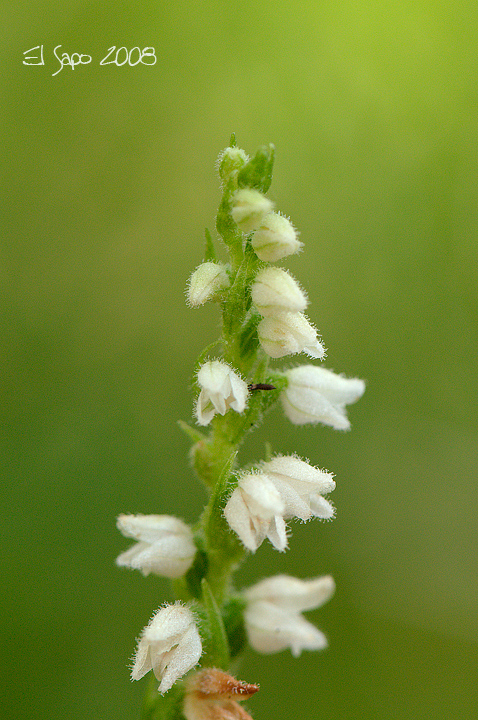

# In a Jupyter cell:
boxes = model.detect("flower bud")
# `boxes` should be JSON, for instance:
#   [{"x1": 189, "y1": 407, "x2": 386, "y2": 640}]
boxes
[
  {"x1": 230, "y1": 188, "x2": 274, "y2": 233},
  {"x1": 281, "y1": 365, "x2": 365, "y2": 429},
  {"x1": 257, "y1": 312, "x2": 325, "y2": 359},
  {"x1": 131, "y1": 603, "x2": 202, "y2": 693},
  {"x1": 187, "y1": 262, "x2": 229, "y2": 307},
  {"x1": 251, "y1": 212, "x2": 303, "y2": 262},
  {"x1": 244, "y1": 574, "x2": 335, "y2": 657},
  {"x1": 217, "y1": 146, "x2": 249, "y2": 183},
  {"x1": 116, "y1": 514, "x2": 196, "y2": 578},
  {"x1": 251, "y1": 267, "x2": 307, "y2": 317},
  {"x1": 196, "y1": 360, "x2": 248, "y2": 426}
]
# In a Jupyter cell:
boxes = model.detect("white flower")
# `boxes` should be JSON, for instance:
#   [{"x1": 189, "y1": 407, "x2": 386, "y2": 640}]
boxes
[
  {"x1": 281, "y1": 365, "x2": 366, "y2": 429},
  {"x1": 257, "y1": 312, "x2": 325, "y2": 359},
  {"x1": 187, "y1": 262, "x2": 229, "y2": 307},
  {"x1": 224, "y1": 472, "x2": 288, "y2": 552},
  {"x1": 196, "y1": 360, "x2": 248, "y2": 426},
  {"x1": 131, "y1": 603, "x2": 202, "y2": 693},
  {"x1": 224, "y1": 456, "x2": 334, "y2": 552},
  {"x1": 230, "y1": 188, "x2": 274, "y2": 233},
  {"x1": 116, "y1": 514, "x2": 196, "y2": 578},
  {"x1": 251, "y1": 267, "x2": 308, "y2": 317},
  {"x1": 244, "y1": 574, "x2": 335, "y2": 656},
  {"x1": 261, "y1": 455, "x2": 335, "y2": 521},
  {"x1": 251, "y1": 212, "x2": 303, "y2": 262}
]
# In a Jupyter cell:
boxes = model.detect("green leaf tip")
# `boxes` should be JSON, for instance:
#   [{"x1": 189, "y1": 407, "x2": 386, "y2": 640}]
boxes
[
  {"x1": 204, "y1": 228, "x2": 216, "y2": 262},
  {"x1": 177, "y1": 420, "x2": 206, "y2": 444},
  {"x1": 229, "y1": 132, "x2": 237, "y2": 147},
  {"x1": 237, "y1": 143, "x2": 275, "y2": 193}
]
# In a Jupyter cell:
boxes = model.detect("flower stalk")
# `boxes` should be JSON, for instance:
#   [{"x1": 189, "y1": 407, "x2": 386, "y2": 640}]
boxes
[{"x1": 115, "y1": 134, "x2": 365, "y2": 720}]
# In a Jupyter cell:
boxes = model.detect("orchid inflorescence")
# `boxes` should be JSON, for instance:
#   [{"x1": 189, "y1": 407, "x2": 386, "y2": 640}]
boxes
[{"x1": 116, "y1": 136, "x2": 365, "y2": 720}]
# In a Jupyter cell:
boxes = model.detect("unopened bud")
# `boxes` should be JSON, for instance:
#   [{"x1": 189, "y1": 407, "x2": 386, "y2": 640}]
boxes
[
  {"x1": 187, "y1": 262, "x2": 229, "y2": 307},
  {"x1": 231, "y1": 188, "x2": 274, "y2": 233},
  {"x1": 257, "y1": 312, "x2": 325, "y2": 359},
  {"x1": 251, "y1": 267, "x2": 307, "y2": 317},
  {"x1": 251, "y1": 212, "x2": 303, "y2": 262},
  {"x1": 217, "y1": 146, "x2": 249, "y2": 182}
]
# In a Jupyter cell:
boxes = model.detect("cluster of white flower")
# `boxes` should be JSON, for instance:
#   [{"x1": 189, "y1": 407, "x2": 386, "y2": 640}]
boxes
[
  {"x1": 116, "y1": 141, "x2": 365, "y2": 717},
  {"x1": 224, "y1": 455, "x2": 335, "y2": 552}
]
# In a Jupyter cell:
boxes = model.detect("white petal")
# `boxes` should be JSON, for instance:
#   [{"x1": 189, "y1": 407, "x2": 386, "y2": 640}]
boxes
[
  {"x1": 131, "y1": 636, "x2": 153, "y2": 680},
  {"x1": 309, "y1": 494, "x2": 335, "y2": 520},
  {"x1": 245, "y1": 601, "x2": 327, "y2": 656},
  {"x1": 116, "y1": 541, "x2": 150, "y2": 568},
  {"x1": 228, "y1": 373, "x2": 249, "y2": 413},
  {"x1": 265, "y1": 514, "x2": 288, "y2": 551},
  {"x1": 257, "y1": 313, "x2": 325, "y2": 359},
  {"x1": 145, "y1": 605, "x2": 192, "y2": 642},
  {"x1": 128, "y1": 537, "x2": 196, "y2": 578},
  {"x1": 196, "y1": 389, "x2": 218, "y2": 426},
  {"x1": 239, "y1": 474, "x2": 285, "y2": 519},
  {"x1": 266, "y1": 474, "x2": 312, "y2": 521},
  {"x1": 282, "y1": 388, "x2": 347, "y2": 427},
  {"x1": 157, "y1": 624, "x2": 203, "y2": 694},
  {"x1": 224, "y1": 488, "x2": 263, "y2": 552},
  {"x1": 263, "y1": 456, "x2": 336, "y2": 495},
  {"x1": 244, "y1": 574, "x2": 336, "y2": 613},
  {"x1": 187, "y1": 262, "x2": 229, "y2": 307},
  {"x1": 224, "y1": 475, "x2": 286, "y2": 553},
  {"x1": 282, "y1": 365, "x2": 365, "y2": 428},
  {"x1": 131, "y1": 604, "x2": 202, "y2": 693},
  {"x1": 196, "y1": 361, "x2": 248, "y2": 425},
  {"x1": 116, "y1": 514, "x2": 191, "y2": 544},
  {"x1": 294, "y1": 366, "x2": 366, "y2": 405}
]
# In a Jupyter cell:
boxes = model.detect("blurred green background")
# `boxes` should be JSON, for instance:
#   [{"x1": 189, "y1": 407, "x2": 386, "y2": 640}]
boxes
[{"x1": 3, "y1": 1, "x2": 478, "y2": 718}]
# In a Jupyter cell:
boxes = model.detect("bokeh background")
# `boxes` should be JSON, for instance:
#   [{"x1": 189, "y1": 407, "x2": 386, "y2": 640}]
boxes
[{"x1": 3, "y1": 1, "x2": 478, "y2": 718}]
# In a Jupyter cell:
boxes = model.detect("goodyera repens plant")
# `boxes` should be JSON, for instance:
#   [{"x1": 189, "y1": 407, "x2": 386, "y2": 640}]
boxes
[{"x1": 116, "y1": 136, "x2": 365, "y2": 720}]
